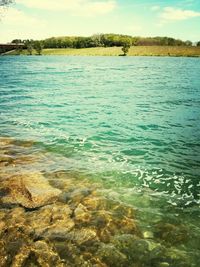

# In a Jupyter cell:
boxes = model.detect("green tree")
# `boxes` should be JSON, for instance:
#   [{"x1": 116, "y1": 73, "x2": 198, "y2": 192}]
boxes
[
  {"x1": 34, "y1": 41, "x2": 43, "y2": 55},
  {"x1": 27, "y1": 43, "x2": 33, "y2": 55},
  {"x1": 11, "y1": 39, "x2": 22, "y2": 44},
  {"x1": 121, "y1": 39, "x2": 131, "y2": 56},
  {"x1": 185, "y1": 40, "x2": 192, "y2": 46},
  {"x1": 197, "y1": 41, "x2": 200, "y2": 46},
  {"x1": 24, "y1": 40, "x2": 34, "y2": 55},
  {"x1": 15, "y1": 46, "x2": 23, "y2": 55}
]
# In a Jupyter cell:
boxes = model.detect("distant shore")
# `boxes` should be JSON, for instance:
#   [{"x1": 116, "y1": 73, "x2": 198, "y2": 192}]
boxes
[{"x1": 5, "y1": 46, "x2": 200, "y2": 57}]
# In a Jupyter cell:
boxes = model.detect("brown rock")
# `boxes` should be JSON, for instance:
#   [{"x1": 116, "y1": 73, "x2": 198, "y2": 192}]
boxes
[
  {"x1": 74, "y1": 203, "x2": 91, "y2": 224},
  {"x1": 68, "y1": 228, "x2": 98, "y2": 245},
  {"x1": 27, "y1": 204, "x2": 74, "y2": 240},
  {"x1": 82, "y1": 196, "x2": 105, "y2": 211},
  {"x1": 0, "y1": 240, "x2": 7, "y2": 267},
  {"x1": 0, "y1": 173, "x2": 61, "y2": 209},
  {"x1": 11, "y1": 241, "x2": 65, "y2": 267}
]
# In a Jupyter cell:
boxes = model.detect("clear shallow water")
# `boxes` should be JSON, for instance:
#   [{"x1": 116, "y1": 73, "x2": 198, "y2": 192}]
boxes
[
  {"x1": 0, "y1": 56, "x2": 200, "y2": 266},
  {"x1": 0, "y1": 56, "x2": 200, "y2": 206}
]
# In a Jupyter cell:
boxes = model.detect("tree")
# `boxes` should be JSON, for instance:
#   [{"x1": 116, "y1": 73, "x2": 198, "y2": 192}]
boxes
[
  {"x1": 0, "y1": 0, "x2": 14, "y2": 7},
  {"x1": 11, "y1": 39, "x2": 22, "y2": 44},
  {"x1": 34, "y1": 41, "x2": 43, "y2": 55},
  {"x1": 197, "y1": 41, "x2": 200, "y2": 47},
  {"x1": 121, "y1": 39, "x2": 131, "y2": 56},
  {"x1": 27, "y1": 42, "x2": 34, "y2": 55},
  {"x1": 16, "y1": 46, "x2": 23, "y2": 55},
  {"x1": 185, "y1": 40, "x2": 192, "y2": 46}
]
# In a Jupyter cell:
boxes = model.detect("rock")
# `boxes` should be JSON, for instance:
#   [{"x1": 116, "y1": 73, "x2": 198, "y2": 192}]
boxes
[
  {"x1": 112, "y1": 203, "x2": 136, "y2": 219},
  {"x1": 93, "y1": 210, "x2": 112, "y2": 228},
  {"x1": 154, "y1": 222, "x2": 189, "y2": 245},
  {"x1": 117, "y1": 217, "x2": 138, "y2": 234},
  {"x1": 93, "y1": 210, "x2": 139, "y2": 237},
  {"x1": 74, "y1": 203, "x2": 91, "y2": 224},
  {"x1": 63, "y1": 188, "x2": 92, "y2": 204},
  {"x1": 82, "y1": 196, "x2": 107, "y2": 211},
  {"x1": 12, "y1": 241, "x2": 65, "y2": 267},
  {"x1": 43, "y1": 222, "x2": 75, "y2": 241},
  {"x1": 111, "y1": 234, "x2": 138, "y2": 255},
  {"x1": 68, "y1": 228, "x2": 98, "y2": 245},
  {"x1": 97, "y1": 243, "x2": 127, "y2": 267},
  {"x1": 6, "y1": 207, "x2": 26, "y2": 228},
  {"x1": 0, "y1": 240, "x2": 7, "y2": 266},
  {"x1": 164, "y1": 248, "x2": 191, "y2": 267},
  {"x1": 132, "y1": 239, "x2": 162, "y2": 257},
  {"x1": 32, "y1": 240, "x2": 64, "y2": 266},
  {"x1": 97, "y1": 228, "x2": 111, "y2": 243},
  {"x1": 50, "y1": 204, "x2": 73, "y2": 220},
  {"x1": 0, "y1": 173, "x2": 61, "y2": 208},
  {"x1": 143, "y1": 231, "x2": 154, "y2": 239},
  {"x1": 27, "y1": 204, "x2": 74, "y2": 240},
  {"x1": 113, "y1": 236, "x2": 165, "y2": 266}
]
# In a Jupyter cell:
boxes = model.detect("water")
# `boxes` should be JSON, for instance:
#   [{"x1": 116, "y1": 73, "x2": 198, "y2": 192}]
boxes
[{"x1": 0, "y1": 56, "x2": 200, "y2": 266}]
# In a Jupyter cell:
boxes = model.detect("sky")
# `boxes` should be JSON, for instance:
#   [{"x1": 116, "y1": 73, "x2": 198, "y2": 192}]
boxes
[{"x1": 0, "y1": 0, "x2": 200, "y2": 43}]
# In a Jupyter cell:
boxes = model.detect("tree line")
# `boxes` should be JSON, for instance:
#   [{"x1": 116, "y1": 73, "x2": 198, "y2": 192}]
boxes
[{"x1": 11, "y1": 34, "x2": 200, "y2": 55}]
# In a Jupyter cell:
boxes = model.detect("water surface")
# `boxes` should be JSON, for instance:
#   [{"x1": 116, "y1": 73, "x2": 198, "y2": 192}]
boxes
[{"x1": 0, "y1": 56, "x2": 200, "y2": 266}]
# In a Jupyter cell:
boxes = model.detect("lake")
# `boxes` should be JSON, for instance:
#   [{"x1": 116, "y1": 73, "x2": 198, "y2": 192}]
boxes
[{"x1": 0, "y1": 56, "x2": 200, "y2": 266}]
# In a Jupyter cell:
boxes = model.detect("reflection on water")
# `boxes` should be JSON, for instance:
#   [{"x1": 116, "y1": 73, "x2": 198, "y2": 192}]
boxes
[{"x1": 0, "y1": 137, "x2": 199, "y2": 267}]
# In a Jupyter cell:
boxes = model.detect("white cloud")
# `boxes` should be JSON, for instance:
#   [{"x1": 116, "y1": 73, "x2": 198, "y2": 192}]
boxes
[
  {"x1": 16, "y1": 0, "x2": 116, "y2": 16},
  {"x1": 160, "y1": 7, "x2": 200, "y2": 21}
]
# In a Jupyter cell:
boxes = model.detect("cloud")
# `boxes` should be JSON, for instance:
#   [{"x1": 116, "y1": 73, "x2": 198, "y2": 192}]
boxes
[
  {"x1": 0, "y1": 7, "x2": 47, "y2": 41},
  {"x1": 16, "y1": 0, "x2": 116, "y2": 16},
  {"x1": 160, "y1": 7, "x2": 200, "y2": 21}
]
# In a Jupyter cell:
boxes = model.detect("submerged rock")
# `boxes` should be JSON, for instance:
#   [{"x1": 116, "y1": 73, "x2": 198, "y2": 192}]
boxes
[
  {"x1": 27, "y1": 203, "x2": 74, "y2": 240},
  {"x1": 143, "y1": 231, "x2": 154, "y2": 239},
  {"x1": 68, "y1": 228, "x2": 98, "y2": 245},
  {"x1": 164, "y1": 248, "x2": 191, "y2": 267},
  {"x1": 12, "y1": 241, "x2": 65, "y2": 267},
  {"x1": 0, "y1": 173, "x2": 61, "y2": 209},
  {"x1": 97, "y1": 243, "x2": 127, "y2": 267},
  {"x1": 61, "y1": 187, "x2": 92, "y2": 205},
  {"x1": 154, "y1": 222, "x2": 189, "y2": 245},
  {"x1": 74, "y1": 203, "x2": 91, "y2": 224}
]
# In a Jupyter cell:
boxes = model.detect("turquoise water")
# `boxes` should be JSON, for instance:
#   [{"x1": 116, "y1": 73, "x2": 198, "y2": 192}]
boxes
[
  {"x1": 1, "y1": 56, "x2": 200, "y2": 266},
  {"x1": 1, "y1": 56, "x2": 200, "y2": 205}
]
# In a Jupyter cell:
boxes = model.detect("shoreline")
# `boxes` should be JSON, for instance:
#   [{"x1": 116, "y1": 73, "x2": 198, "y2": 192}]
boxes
[{"x1": 3, "y1": 46, "x2": 200, "y2": 57}]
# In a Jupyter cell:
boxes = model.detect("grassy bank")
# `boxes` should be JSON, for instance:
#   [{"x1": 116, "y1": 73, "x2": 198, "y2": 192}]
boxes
[{"x1": 5, "y1": 46, "x2": 200, "y2": 57}]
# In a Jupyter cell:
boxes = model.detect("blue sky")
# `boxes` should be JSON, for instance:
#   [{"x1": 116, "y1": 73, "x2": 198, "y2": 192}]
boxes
[{"x1": 0, "y1": 0, "x2": 200, "y2": 42}]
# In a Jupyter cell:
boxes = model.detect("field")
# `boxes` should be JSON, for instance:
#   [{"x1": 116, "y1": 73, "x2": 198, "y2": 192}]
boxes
[{"x1": 5, "y1": 46, "x2": 200, "y2": 57}]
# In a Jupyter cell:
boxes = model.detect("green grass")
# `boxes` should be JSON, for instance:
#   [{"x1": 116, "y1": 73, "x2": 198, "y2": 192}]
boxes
[{"x1": 5, "y1": 46, "x2": 200, "y2": 57}]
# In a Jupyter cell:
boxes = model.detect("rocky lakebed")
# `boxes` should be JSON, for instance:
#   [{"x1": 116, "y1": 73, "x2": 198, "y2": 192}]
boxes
[{"x1": 0, "y1": 137, "x2": 198, "y2": 267}]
